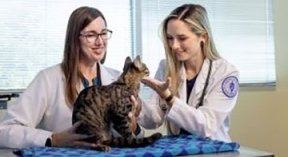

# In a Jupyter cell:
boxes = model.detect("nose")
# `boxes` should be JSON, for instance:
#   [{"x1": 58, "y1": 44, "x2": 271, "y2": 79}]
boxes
[
  {"x1": 170, "y1": 39, "x2": 181, "y2": 50},
  {"x1": 95, "y1": 35, "x2": 104, "y2": 44}
]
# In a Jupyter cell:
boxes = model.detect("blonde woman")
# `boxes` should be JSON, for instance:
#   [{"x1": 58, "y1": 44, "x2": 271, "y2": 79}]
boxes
[{"x1": 139, "y1": 4, "x2": 239, "y2": 142}]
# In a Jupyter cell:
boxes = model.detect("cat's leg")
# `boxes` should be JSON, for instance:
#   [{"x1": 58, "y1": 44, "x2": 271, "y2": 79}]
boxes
[
  {"x1": 92, "y1": 133, "x2": 112, "y2": 151},
  {"x1": 112, "y1": 116, "x2": 133, "y2": 138}
]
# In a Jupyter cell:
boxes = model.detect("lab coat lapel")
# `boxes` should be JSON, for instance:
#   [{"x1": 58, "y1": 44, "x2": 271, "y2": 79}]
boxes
[
  {"x1": 76, "y1": 78, "x2": 84, "y2": 95},
  {"x1": 187, "y1": 58, "x2": 211, "y2": 107},
  {"x1": 75, "y1": 63, "x2": 117, "y2": 94},
  {"x1": 168, "y1": 63, "x2": 186, "y2": 135},
  {"x1": 178, "y1": 63, "x2": 187, "y2": 103},
  {"x1": 99, "y1": 63, "x2": 118, "y2": 86}
]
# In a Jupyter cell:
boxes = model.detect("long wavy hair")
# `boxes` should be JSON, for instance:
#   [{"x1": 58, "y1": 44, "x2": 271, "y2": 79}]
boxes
[
  {"x1": 160, "y1": 4, "x2": 220, "y2": 95},
  {"x1": 160, "y1": 4, "x2": 221, "y2": 134},
  {"x1": 61, "y1": 6, "x2": 107, "y2": 106}
]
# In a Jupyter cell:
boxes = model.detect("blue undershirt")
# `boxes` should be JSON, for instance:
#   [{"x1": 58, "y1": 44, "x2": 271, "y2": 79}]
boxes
[
  {"x1": 81, "y1": 63, "x2": 102, "y2": 88},
  {"x1": 180, "y1": 75, "x2": 198, "y2": 135},
  {"x1": 81, "y1": 76, "x2": 102, "y2": 88}
]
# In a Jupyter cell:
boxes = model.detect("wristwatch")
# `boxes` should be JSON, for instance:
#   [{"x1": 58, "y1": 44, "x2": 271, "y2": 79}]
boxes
[
  {"x1": 159, "y1": 103, "x2": 169, "y2": 112},
  {"x1": 134, "y1": 124, "x2": 141, "y2": 135}
]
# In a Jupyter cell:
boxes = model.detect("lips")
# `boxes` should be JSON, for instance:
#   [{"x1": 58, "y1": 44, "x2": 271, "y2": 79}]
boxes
[
  {"x1": 91, "y1": 47, "x2": 103, "y2": 50},
  {"x1": 175, "y1": 52, "x2": 183, "y2": 57},
  {"x1": 91, "y1": 47, "x2": 104, "y2": 54}
]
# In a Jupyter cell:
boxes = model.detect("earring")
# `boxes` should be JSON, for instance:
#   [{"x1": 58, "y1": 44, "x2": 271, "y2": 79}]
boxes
[{"x1": 200, "y1": 41, "x2": 204, "y2": 47}]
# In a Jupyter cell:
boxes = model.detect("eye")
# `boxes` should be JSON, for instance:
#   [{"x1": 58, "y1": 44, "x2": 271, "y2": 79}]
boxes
[
  {"x1": 85, "y1": 34, "x2": 96, "y2": 38},
  {"x1": 174, "y1": 34, "x2": 187, "y2": 41},
  {"x1": 100, "y1": 32, "x2": 108, "y2": 35},
  {"x1": 178, "y1": 36, "x2": 187, "y2": 41},
  {"x1": 166, "y1": 36, "x2": 173, "y2": 41}
]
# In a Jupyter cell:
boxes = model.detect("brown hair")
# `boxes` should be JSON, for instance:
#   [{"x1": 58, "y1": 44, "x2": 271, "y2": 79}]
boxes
[{"x1": 61, "y1": 6, "x2": 107, "y2": 105}]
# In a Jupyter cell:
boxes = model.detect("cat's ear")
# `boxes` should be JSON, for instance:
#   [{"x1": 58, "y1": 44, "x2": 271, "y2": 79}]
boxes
[
  {"x1": 124, "y1": 56, "x2": 132, "y2": 64},
  {"x1": 133, "y1": 55, "x2": 142, "y2": 69},
  {"x1": 123, "y1": 56, "x2": 132, "y2": 72}
]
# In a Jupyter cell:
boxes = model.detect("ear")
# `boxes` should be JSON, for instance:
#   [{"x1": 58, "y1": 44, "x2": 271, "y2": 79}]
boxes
[
  {"x1": 133, "y1": 55, "x2": 142, "y2": 69},
  {"x1": 201, "y1": 32, "x2": 208, "y2": 43},
  {"x1": 123, "y1": 56, "x2": 132, "y2": 71},
  {"x1": 124, "y1": 56, "x2": 132, "y2": 64}
]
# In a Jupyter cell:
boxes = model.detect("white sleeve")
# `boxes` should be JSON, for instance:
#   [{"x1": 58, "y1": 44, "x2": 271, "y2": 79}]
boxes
[
  {"x1": 0, "y1": 71, "x2": 53, "y2": 149},
  {"x1": 166, "y1": 68, "x2": 239, "y2": 139}
]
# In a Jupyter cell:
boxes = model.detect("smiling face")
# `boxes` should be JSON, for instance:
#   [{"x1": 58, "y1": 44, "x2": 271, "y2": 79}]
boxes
[
  {"x1": 166, "y1": 19, "x2": 206, "y2": 62},
  {"x1": 79, "y1": 17, "x2": 108, "y2": 65}
]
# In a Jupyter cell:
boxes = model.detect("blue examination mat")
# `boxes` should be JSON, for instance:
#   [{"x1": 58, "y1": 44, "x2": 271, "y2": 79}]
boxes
[{"x1": 14, "y1": 134, "x2": 240, "y2": 157}]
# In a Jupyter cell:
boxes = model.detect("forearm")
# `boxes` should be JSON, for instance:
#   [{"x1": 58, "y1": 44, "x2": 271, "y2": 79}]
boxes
[{"x1": 0, "y1": 124, "x2": 51, "y2": 148}]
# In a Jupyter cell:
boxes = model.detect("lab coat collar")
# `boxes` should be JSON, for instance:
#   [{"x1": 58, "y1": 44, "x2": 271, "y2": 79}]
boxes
[
  {"x1": 76, "y1": 62, "x2": 118, "y2": 93},
  {"x1": 99, "y1": 63, "x2": 118, "y2": 85},
  {"x1": 194, "y1": 58, "x2": 211, "y2": 93},
  {"x1": 178, "y1": 58, "x2": 211, "y2": 106},
  {"x1": 178, "y1": 63, "x2": 187, "y2": 102}
]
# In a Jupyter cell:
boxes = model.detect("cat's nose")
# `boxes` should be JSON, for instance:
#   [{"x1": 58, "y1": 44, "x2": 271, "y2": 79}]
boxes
[{"x1": 145, "y1": 69, "x2": 150, "y2": 76}]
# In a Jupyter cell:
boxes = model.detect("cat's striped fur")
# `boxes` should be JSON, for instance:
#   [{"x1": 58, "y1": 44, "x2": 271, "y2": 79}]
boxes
[{"x1": 72, "y1": 56, "x2": 162, "y2": 151}]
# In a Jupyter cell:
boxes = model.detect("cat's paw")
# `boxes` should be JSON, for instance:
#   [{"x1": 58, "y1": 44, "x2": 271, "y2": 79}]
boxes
[{"x1": 93, "y1": 144, "x2": 111, "y2": 152}]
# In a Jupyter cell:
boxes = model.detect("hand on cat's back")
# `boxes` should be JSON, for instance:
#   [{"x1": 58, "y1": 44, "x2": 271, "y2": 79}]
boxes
[
  {"x1": 130, "y1": 95, "x2": 141, "y2": 117},
  {"x1": 51, "y1": 121, "x2": 97, "y2": 149}
]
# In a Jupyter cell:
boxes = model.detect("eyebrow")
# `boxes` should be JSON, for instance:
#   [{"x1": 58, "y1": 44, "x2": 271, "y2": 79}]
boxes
[
  {"x1": 166, "y1": 33, "x2": 187, "y2": 38},
  {"x1": 84, "y1": 29, "x2": 109, "y2": 34}
]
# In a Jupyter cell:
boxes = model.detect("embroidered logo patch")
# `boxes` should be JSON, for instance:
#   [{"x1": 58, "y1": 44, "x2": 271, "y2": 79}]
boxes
[{"x1": 221, "y1": 76, "x2": 239, "y2": 98}]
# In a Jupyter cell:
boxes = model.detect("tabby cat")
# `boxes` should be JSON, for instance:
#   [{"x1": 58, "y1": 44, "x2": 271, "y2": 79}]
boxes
[{"x1": 72, "y1": 56, "x2": 162, "y2": 151}]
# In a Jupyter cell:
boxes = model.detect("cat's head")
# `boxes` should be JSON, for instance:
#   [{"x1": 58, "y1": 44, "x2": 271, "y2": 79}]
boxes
[{"x1": 122, "y1": 55, "x2": 149, "y2": 79}]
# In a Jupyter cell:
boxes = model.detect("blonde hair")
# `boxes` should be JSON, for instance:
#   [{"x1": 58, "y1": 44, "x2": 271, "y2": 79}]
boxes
[
  {"x1": 160, "y1": 4, "x2": 220, "y2": 95},
  {"x1": 160, "y1": 4, "x2": 221, "y2": 134}
]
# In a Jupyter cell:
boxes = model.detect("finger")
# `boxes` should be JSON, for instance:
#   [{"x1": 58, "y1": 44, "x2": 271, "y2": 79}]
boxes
[
  {"x1": 72, "y1": 141, "x2": 97, "y2": 149},
  {"x1": 166, "y1": 77, "x2": 171, "y2": 88},
  {"x1": 141, "y1": 77, "x2": 153, "y2": 86},
  {"x1": 141, "y1": 78, "x2": 158, "y2": 90},
  {"x1": 163, "y1": 80, "x2": 170, "y2": 89},
  {"x1": 128, "y1": 112, "x2": 133, "y2": 118},
  {"x1": 142, "y1": 76, "x2": 150, "y2": 81},
  {"x1": 130, "y1": 95, "x2": 137, "y2": 108},
  {"x1": 135, "y1": 99, "x2": 142, "y2": 117},
  {"x1": 71, "y1": 133, "x2": 92, "y2": 141},
  {"x1": 130, "y1": 95, "x2": 136, "y2": 104}
]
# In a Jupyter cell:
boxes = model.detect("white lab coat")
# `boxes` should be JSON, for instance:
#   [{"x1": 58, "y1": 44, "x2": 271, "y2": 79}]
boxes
[
  {"x1": 0, "y1": 63, "x2": 125, "y2": 148},
  {"x1": 139, "y1": 58, "x2": 239, "y2": 142}
]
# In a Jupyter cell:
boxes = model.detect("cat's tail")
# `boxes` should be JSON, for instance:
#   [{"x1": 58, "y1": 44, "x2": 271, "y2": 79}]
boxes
[{"x1": 107, "y1": 132, "x2": 162, "y2": 148}]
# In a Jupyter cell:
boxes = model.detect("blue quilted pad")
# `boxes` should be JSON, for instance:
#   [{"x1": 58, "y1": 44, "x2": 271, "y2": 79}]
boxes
[{"x1": 14, "y1": 134, "x2": 240, "y2": 157}]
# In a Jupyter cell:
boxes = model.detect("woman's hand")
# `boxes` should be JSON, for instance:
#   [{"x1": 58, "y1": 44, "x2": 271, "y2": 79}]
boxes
[
  {"x1": 51, "y1": 122, "x2": 96, "y2": 148},
  {"x1": 141, "y1": 76, "x2": 172, "y2": 99},
  {"x1": 130, "y1": 95, "x2": 141, "y2": 117},
  {"x1": 129, "y1": 95, "x2": 141, "y2": 134}
]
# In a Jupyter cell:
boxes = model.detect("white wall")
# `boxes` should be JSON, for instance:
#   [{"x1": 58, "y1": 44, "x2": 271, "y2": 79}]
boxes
[{"x1": 230, "y1": 0, "x2": 288, "y2": 156}]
